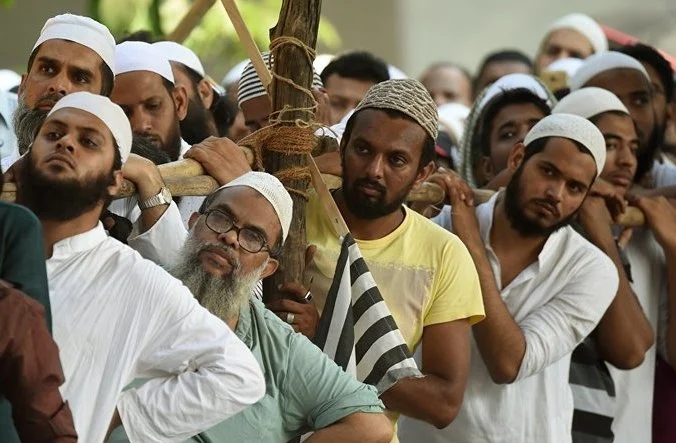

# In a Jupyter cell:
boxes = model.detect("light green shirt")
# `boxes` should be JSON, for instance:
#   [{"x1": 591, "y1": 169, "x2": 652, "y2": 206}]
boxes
[{"x1": 109, "y1": 299, "x2": 383, "y2": 442}]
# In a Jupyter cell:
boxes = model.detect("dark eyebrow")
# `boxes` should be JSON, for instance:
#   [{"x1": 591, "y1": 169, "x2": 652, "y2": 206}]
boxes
[
  {"x1": 211, "y1": 203, "x2": 268, "y2": 237},
  {"x1": 80, "y1": 127, "x2": 106, "y2": 143},
  {"x1": 71, "y1": 66, "x2": 95, "y2": 79},
  {"x1": 604, "y1": 133, "x2": 639, "y2": 145},
  {"x1": 36, "y1": 55, "x2": 60, "y2": 66},
  {"x1": 43, "y1": 119, "x2": 68, "y2": 130}
]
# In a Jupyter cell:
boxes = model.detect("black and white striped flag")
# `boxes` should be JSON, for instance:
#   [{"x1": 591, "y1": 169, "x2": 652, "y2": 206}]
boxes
[{"x1": 313, "y1": 234, "x2": 422, "y2": 394}]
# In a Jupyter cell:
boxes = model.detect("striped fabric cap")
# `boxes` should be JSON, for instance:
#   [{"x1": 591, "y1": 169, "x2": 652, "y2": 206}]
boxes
[{"x1": 237, "y1": 51, "x2": 324, "y2": 106}]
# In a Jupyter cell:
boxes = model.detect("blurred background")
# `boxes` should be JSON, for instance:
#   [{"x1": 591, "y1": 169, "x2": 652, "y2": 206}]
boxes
[{"x1": 1, "y1": 0, "x2": 675, "y2": 81}]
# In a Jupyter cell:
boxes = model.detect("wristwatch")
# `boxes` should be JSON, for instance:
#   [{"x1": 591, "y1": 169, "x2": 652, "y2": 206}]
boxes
[{"x1": 138, "y1": 187, "x2": 172, "y2": 210}]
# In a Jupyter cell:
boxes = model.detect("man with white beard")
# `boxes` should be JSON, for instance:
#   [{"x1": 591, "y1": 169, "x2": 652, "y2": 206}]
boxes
[{"x1": 109, "y1": 171, "x2": 393, "y2": 443}]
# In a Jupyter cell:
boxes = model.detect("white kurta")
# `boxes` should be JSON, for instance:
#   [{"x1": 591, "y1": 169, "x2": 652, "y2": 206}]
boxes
[
  {"x1": 608, "y1": 228, "x2": 665, "y2": 443},
  {"x1": 399, "y1": 194, "x2": 618, "y2": 443},
  {"x1": 48, "y1": 223, "x2": 265, "y2": 443}
]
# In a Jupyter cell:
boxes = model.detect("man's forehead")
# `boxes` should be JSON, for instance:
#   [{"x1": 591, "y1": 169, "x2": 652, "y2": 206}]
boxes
[
  {"x1": 112, "y1": 71, "x2": 168, "y2": 98},
  {"x1": 33, "y1": 39, "x2": 103, "y2": 68},
  {"x1": 352, "y1": 108, "x2": 426, "y2": 141},
  {"x1": 46, "y1": 107, "x2": 108, "y2": 131},
  {"x1": 208, "y1": 187, "x2": 280, "y2": 230}
]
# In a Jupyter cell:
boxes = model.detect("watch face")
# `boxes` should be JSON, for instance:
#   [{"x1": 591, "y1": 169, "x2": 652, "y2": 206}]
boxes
[{"x1": 161, "y1": 187, "x2": 172, "y2": 202}]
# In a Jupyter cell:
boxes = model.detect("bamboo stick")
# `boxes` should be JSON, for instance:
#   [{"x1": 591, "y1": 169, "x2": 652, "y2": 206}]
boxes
[{"x1": 167, "y1": 0, "x2": 217, "y2": 43}]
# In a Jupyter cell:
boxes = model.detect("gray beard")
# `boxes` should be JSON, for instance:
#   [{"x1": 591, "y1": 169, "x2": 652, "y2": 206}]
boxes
[
  {"x1": 13, "y1": 95, "x2": 49, "y2": 155},
  {"x1": 172, "y1": 232, "x2": 266, "y2": 322}
]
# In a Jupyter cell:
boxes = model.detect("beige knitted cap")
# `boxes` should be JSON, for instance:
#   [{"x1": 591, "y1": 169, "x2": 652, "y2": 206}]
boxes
[{"x1": 353, "y1": 78, "x2": 438, "y2": 140}]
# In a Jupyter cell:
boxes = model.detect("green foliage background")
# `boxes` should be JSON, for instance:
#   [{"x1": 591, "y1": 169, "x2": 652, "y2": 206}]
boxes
[{"x1": 87, "y1": 0, "x2": 341, "y2": 84}]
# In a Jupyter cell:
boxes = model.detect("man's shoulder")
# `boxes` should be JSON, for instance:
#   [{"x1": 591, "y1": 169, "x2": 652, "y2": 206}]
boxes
[
  {"x1": 0, "y1": 201, "x2": 41, "y2": 230},
  {"x1": 554, "y1": 227, "x2": 616, "y2": 275}
]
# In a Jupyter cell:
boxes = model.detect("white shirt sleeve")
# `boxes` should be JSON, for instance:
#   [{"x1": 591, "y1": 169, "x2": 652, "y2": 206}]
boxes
[
  {"x1": 117, "y1": 281, "x2": 264, "y2": 442},
  {"x1": 126, "y1": 201, "x2": 189, "y2": 269},
  {"x1": 515, "y1": 252, "x2": 619, "y2": 380},
  {"x1": 431, "y1": 205, "x2": 452, "y2": 230}
]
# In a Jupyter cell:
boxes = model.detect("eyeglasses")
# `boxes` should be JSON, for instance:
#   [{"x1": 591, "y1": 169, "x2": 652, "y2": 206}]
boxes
[{"x1": 202, "y1": 209, "x2": 270, "y2": 254}]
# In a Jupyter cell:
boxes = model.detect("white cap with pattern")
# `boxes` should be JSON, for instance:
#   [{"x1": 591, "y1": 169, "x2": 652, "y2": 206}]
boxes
[
  {"x1": 553, "y1": 87, "x2": 629, "y2": 119},
  {"x1": 545, "y1": 13, "x2": 608, "y2": 54},
  {"x1": 570, "y1": 51, "x2": 650, "y2": 91},
  {"x1": 33, "y1": 14, "x2": 116, "y2": 73},
  {"x1": 237, "y1": 52, "x2": 323, "y2": 106},
  {"x1": 217, "y1": 172, "x2": 293, "y2": 243},
  {"x1": 47, "y1": 92, "x2": 132, "y2": 164},
  {"x1": 115, "y1": 41, "x2": 174, "y2": 84},
  {"x1": 478, "y1": 73, "x2": 555, "y2": 110},
  {"x1": 524, "y1": 113, "x2": 606, "y2": 177}
]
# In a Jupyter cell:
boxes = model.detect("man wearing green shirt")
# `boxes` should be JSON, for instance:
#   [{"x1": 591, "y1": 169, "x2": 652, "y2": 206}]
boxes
[{"x1": 109, "y1": 171, "x2": 392, "y2": 443}]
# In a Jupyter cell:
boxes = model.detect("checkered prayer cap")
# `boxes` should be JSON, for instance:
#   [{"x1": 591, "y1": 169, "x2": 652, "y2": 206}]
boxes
[{"x1": 353, "y1": 78, "x2": 439, "y2": 141}]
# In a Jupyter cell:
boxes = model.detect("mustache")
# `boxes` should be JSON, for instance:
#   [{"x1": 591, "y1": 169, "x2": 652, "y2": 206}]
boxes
[
  {"x1": 35, "y1": 92, "x2": 66, "y2": 108},
  {"x1": 532, "y1": 198, "x2": 561, "y2": 218},
  {"x1": 353, "y1": 177, "x2": 386, "y2": 194}
]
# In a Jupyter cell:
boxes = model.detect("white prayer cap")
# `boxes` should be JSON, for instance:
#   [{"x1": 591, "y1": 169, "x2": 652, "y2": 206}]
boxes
[
  {"x1": 524, "y1": 113, "x2": 606, "y2": 177},
  {"x1": 553, "y1": 87, "x2": 629, "y2": 119},
  {"x1": 115, "y1": 41, "x2": 174, "y2": 84},
  {"x1": 438, "y1": 102, "x2": 470, "y2": 143},
  {"x1": 32, "y1": 14, "x2": 116, "y2": 73},
  {"x1": 570, "y1": 51, "x2": 650, "y2": 91},
  {"x1": 216, "y1": 171, "x2": 293, "y2": 243},
  {"x1": 152, "y1": 41, "x2": 206, "y2": 77},
  {"x1": 388, "y1": 64, "x2": 408, "y2": 80},
  {"x1": 545, "y1": 57, "x2": 584, "y2": 79},
  {"x1": 222, "y1": 59, "x2": 249, "y2": 87},
  {"x1": 47, "y1": 92, "x2": 132, "y2": 164},
  {"x1": 237, "y1": 52, "x2": 323, "y2": 106},
  {"x1": 479, "y1": 73, "x2": 554, "y2": 110},
  {"x1": 545, "y1": 13, "x2": 608, "y2": 54},
  {"x1": 313, "y1": 54, "x2": 335, "y2": 75},
  {"x1": 0, "y1": 70, "x2": 20, "y2": 91}
]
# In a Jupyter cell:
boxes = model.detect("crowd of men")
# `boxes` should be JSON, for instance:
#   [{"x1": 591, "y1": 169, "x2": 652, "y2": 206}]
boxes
[{"x1": 1, "y1": 9, "x2": 675, "y2": 443}]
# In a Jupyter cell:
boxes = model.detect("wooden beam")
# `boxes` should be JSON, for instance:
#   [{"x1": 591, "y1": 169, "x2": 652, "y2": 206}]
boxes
[{"x1": 262, "y1": 0, "x2": 322, "y2": 299}]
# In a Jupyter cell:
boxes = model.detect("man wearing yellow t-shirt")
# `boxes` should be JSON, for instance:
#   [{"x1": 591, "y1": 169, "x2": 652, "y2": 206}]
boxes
[{"x1": 268, "y1": 79, "x2": 485, "y2": 440}]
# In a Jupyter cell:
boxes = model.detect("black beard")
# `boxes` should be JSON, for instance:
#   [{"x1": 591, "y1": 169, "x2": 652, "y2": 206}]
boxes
[
  {"x1": 180, "y1": 97, "x2": 217, "y2": 145},
  {"x1": 16, "y1": 153, "x2": 114, "y2": 221},
  {"x1": 131, "y1": 134, "x2": 172, "y2": 165},
  {"x1": 504, "y1": 164, "x2": 577, "y2": 238},
  {"x1": 341, "y1": 171, "x2": 411, "y2": 220},
  {"x1": 635, "y1": 123, "x2": 665, "y2": 183},
  {"x1": 12, "y1": 95, "x2": 51, "y2": 155},
  {"x1": 136, "y1": 122, "x2": 182, "y2": 162}
]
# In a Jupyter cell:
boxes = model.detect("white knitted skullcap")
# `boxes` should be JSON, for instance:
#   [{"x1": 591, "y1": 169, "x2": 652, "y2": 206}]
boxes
[
  {"x1": 237, "y1": 52, "x2": 323, "y2": 106},
  {"x1": 544, "y1": 57, "x2": 585, "y2": 79},
  {"x1": 478, "y1": 73, "x2": 554, "y2": 111},
  {"x1": 33, "y1": 14, "x2": 116, "y2": 73},
  {"x1": 545, "y1": 13, "x2": 608, "y2": 54},
  {"x1": 570, "y1": 51, "x2": 649, "y2": 91},
  {"x1": 218, "y1": 172, "x2": 293, "y2": 243},
  {"x1": 524, "y1": 113, "x2": 606, "y2": 177},
  {"x1": 115, "y1": 41, "x2": 174, "y2": 84},
  {"x1": 553, "y1": 87, "x2": 629, "y2": 119},
  {"x1": 47, "y1": 92, "x2": 132, "y2": 164}
]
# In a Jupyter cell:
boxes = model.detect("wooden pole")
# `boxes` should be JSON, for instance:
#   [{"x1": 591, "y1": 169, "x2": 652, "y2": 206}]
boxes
[
  {"x1": 168, "y1": 0, "x2": 217, "y2": 43},
  {"x1": 220, "y1": 0, "x2": 272, "y2": 88},
  {"x1": 263, "y1": 0, "x2": 322, "y2": 299}
]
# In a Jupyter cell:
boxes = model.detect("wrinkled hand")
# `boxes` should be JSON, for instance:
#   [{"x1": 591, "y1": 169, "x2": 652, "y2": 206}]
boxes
[
  {"x1": 627, "y1": 194, "x2": 676, "y2": 249},
  {"x1": 266, "y1": 281, "x2": 319, "y2": 339},
  {"x1": 312, "y1": 88, "x2": 332, "y2": 126},
  {"x1": 184, "y1": 136, "x2": 252, "y2": 185}
]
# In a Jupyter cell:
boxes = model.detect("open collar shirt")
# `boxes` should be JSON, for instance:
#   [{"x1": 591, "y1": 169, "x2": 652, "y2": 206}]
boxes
[
  {"x1": 399, "y1": 193, "x2": 618, "y2": 443},
  {"x1": 48, "y1": 222, "x2": 264, "y2": 443}
]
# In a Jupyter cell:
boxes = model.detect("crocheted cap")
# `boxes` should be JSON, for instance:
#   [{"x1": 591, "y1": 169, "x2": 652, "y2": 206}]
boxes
[{"x1": 353, "y1": 78, "x2": 438, "y2": 140}]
